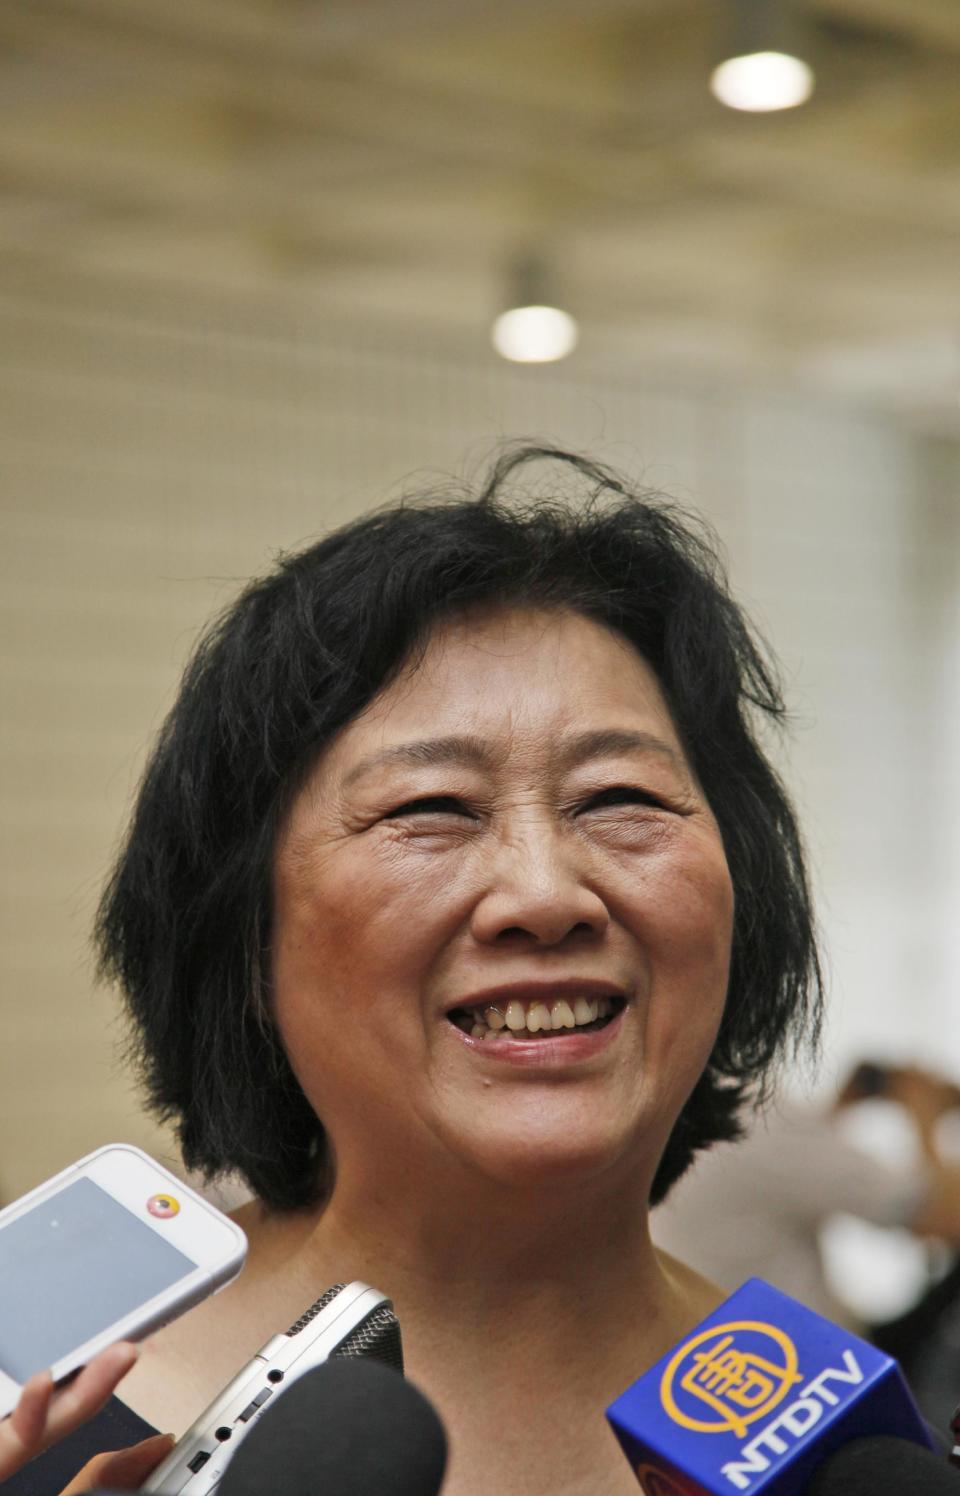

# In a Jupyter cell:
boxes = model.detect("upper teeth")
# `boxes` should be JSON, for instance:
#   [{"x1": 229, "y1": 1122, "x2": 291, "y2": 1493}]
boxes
[{"x1": 464, "y1": 996, "x2": 614, "y2": 1040}]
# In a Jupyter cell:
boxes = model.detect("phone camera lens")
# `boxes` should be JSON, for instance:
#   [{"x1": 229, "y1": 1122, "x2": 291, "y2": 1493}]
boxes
[{"x1": 146, "y1": 1193, "x2": 180, "y2": 1219}]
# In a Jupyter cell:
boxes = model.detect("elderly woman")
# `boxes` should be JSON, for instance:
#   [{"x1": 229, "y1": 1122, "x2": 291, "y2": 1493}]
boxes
[{"x1": 3, "y1": 447, "x2": 820, "y2": 1495}]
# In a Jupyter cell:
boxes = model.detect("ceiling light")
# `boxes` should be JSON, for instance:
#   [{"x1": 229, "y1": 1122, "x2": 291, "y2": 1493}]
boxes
[
  {"x1": 711, "y1": 1, "x2": 815, "y2": 113},
  {"x1": 491, "y1": 254, "x2": 578, "y2": 364},
  {"x1": 710, "y1": 49, "x2": 814, "y2": 111},
  {"x1": 491, "y1": 304, "x2": 578, "y2": 364}
]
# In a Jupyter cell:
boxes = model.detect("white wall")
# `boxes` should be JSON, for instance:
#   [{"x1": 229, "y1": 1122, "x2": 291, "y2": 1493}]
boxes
[{"x1": 2, "y1": 279, "x2": 958, "y2": 1199}]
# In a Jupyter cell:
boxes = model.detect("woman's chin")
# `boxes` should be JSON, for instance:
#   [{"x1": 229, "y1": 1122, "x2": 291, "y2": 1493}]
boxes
[{"x1": 441, "y1": 1115, "x2": 643, "y2": 1193}]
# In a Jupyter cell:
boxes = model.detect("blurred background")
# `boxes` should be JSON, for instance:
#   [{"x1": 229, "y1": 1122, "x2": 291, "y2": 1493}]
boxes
[{"x1": 1, "y1": 0, "x2": 959, "y2": 1339}]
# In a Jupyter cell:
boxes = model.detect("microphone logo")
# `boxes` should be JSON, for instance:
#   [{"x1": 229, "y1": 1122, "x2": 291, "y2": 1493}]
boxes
[{"x1": 659, "y1": 1321, "x2": 802, "y2": 1440}]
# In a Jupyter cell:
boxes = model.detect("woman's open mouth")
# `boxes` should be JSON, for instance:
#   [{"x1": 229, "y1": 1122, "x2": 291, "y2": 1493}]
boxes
[{"x1": 447, "y1": 994, "x2": 625, "y2": 1042}]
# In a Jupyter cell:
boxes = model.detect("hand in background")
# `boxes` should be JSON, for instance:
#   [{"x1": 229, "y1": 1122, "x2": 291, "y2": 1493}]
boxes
[
  {"x1": 885, "y1": 1065, "x2": 960, "y2": 1156},
  {"x1": 885, "y1": 1065, "x2": 960, "y2": 1243},
  {"x1": 0, "y1": 1343, "x2": 148, "y2": 1485},
  {"x1": 841, "y1": 1060, "x2": 960, "y2": 1155}
]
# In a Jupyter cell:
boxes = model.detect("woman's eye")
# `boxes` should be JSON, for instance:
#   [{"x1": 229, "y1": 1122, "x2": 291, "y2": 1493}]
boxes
[
  {"x1": 385, "y1": 796, "x2": 474, "y2": 819},
  {"x1": 581, "y1": 786, "x2": 664, "y2": 812}
]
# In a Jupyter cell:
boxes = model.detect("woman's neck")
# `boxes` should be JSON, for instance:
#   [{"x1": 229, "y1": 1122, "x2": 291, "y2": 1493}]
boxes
[
  {"x1": 232, "y1": 1160, "x2": 720, "y2": 1496},
  {"x1": 313, "y1": 1159, "x2": 654, "y2": 1314}
]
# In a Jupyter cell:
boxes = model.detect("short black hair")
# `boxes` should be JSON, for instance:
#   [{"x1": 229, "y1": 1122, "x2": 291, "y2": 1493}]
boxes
[{"x1": 97, "y1": 445, "x2": 822, "y2": 1210}]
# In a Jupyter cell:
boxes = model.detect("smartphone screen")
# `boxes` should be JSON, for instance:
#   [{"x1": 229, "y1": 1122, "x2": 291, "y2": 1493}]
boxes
[{"x1": 0, "y1": 1176, "x2": 197, "y2": 1381}]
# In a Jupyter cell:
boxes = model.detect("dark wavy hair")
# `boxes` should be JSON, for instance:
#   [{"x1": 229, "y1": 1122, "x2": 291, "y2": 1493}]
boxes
[{"x1": 97, "y1": 445, "x2": 822, "y2": 1211}]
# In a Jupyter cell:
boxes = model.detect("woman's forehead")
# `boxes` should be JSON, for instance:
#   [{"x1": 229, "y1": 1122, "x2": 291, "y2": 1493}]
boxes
[{"x1": 319, "y1": 605, "x2": 689, "y2": 779}]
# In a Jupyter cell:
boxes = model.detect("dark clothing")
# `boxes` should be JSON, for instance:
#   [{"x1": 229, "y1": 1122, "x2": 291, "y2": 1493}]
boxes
[
  {"x1": 1, "y1": 1398, "x2": 156, "y2": 1494},
  {"x1": 0, "y1": 1388, "x2": 950, "y2": 1490}
]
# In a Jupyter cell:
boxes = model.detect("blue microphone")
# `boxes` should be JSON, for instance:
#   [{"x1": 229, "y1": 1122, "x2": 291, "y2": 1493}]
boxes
[{"x1": 607, "y1": 1278, "x2": 939, "y2": 1495}]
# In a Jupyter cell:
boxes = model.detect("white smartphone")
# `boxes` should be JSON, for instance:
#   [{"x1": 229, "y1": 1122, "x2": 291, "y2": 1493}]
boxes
[{"x1": 0, "y1": 1143, "x2": 248, "y2": 1418}]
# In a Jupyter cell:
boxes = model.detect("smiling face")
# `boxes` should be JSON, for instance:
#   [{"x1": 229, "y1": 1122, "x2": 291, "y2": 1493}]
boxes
[{"x1": 271, "y1": 606, "x2": 734, "y2": 1197}]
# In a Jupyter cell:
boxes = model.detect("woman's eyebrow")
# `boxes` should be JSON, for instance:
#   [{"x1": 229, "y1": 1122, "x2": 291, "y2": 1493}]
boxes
[
  {"x1": 556, "y1": 728, "x2": 685, "y2": 773},
  {"x1": 343, "y1": 727, "x2": 684, "y2": 787},
  {"x1": 342, "y1": 734, "x2": 491, "y2": 786}
]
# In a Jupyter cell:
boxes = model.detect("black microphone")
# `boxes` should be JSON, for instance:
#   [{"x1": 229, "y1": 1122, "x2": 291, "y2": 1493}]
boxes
[
  {"x1": 806, "y1": 1433, "x2": 960, "y2": 1493},
  {"x1": 214, "y1": 1357, "x2": 447, "y2": 1496}
]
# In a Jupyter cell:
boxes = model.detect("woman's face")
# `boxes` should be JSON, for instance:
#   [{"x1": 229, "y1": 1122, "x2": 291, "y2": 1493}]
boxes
[{"x1": 272, "y1": 606, "x2": 734, "y2": 1193}]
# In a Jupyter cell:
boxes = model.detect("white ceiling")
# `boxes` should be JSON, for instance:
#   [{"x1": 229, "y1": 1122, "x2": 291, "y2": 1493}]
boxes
[{"x1": 1, "y1": 0, "x2": 959, "y2": 431}]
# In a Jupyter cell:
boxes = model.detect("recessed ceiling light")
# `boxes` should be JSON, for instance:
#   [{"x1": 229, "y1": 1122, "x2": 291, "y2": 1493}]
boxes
[
  {"x1": 491, "y1": 304, "x2": 579, "y2": 364},
  {"x1": 711, "y1": 49, "x2": 814, "y2": 112}
]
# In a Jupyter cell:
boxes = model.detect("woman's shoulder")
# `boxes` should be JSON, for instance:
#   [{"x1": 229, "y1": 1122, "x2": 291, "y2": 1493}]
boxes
[
  {"x1": 655, "y1": 1246, "x2": 726, "y2": 1327},
  {"x1": 118, "y1": 1280, "x2": 258, "y2": 1433}
]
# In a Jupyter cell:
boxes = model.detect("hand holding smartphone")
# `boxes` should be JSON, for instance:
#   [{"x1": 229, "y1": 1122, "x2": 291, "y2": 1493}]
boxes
[
  {"x1": 0, "y1": 1340, "x2": 163, "y2": 1487},
  {"x1": 0, "y1": 1145, "x2": 248, "y2": 1426}
]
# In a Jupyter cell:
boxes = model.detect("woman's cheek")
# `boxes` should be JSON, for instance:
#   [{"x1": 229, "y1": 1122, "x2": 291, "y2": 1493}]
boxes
[
  {"x1": 365, "y1": 830, "x2": 485, "y2": 908},
  {"x1": 644, "y1": 851, "x2": 733, "y2": 1033}
]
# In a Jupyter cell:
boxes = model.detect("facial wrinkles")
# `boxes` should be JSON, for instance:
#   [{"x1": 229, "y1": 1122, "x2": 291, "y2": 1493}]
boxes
[
  {"x1": 282, "y1": 608, "x2": 725, "y2": 941},
  {"x1": 281, "y1": 741, "x2": 718, "y2": 978},
  {"x1": 493, "y1": 787, "x2": 598, "y2": 876},
  {"x1": 361, "y1": 735, "x2": 695, "y2": 825}
]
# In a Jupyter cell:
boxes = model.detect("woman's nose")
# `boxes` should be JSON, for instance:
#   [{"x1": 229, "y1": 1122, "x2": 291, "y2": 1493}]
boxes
[{"x1": 469, "y1": 825, "x2": 610, "y2": 947}]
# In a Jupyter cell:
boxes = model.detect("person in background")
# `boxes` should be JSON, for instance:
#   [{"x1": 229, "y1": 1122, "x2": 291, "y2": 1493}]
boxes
[{"x1": 651, "y1": 1059, "x2": 960, "y2": 1328}]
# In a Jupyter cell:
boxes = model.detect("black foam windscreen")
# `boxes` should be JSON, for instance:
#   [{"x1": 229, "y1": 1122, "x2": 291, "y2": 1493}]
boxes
[
  {"x1": 215, "y1": 1357, "x2": 447, "y2": 1496},
  {"x1": 806, "y1": 1434, "x2": 960, "y2": 1494}
]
